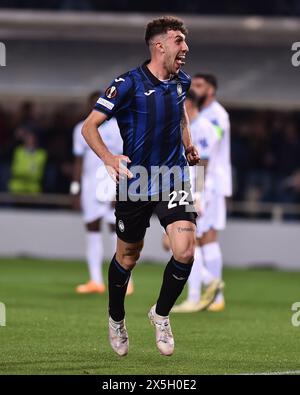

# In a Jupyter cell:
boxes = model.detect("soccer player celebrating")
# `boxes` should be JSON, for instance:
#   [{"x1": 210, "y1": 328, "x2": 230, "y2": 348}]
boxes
[
  {"x1": 82, "y1": 16, "x2": 199, "y2": 357},
  {"x1": 71, "y1": 92, "x2": 134, "y2": 295}
]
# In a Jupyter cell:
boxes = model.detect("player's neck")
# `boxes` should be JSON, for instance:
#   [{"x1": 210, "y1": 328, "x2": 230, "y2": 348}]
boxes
[
  {"x1": 147, "y1": 60, "x2": 171, "y2": 81},
  {"x1": 201, "y1": 96, "x2": 215, "y2": 109},
  {"x1": 189, "y1": 110, "x2": 199, "y2": 123}
]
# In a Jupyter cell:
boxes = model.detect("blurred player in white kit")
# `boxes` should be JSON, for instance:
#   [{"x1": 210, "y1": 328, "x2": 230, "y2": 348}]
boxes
[
  {"x1": 71, "y1": 92, "x2": 134, "y2": 295},
  {"x1": 171, "y1": 74, "x2": 232, "y2": 313}
]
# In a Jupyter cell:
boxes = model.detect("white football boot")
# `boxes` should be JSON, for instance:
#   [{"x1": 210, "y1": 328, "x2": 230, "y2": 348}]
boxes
[
  {"x1": 148, "y1": 305, "x2": 174, "y2": 356},
  {"x1": 108, "y1": 316, "x2": 129, "y2": 356}
]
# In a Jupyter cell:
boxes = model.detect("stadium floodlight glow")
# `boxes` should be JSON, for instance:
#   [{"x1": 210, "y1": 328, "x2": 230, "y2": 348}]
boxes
[
  {"x1": 291, "y1": 42, "x2": 300, "y2": 67},
  {"x1": 0, "y1": 42, "x2": 6, "y2": 67},
  {"x1": 0, "y1": 302, "x2": 6, "y2": 326}
]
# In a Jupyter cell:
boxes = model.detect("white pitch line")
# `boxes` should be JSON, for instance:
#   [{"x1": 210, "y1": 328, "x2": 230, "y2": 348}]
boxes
[{"x1": 236, "y1": 370, "x2": 300, "y2": 376}]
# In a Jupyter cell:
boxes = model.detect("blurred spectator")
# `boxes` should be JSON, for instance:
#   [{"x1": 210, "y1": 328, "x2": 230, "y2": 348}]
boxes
[
  {"x1": 12, "y1": 101, "x2": 37, "y2": 127},
  {"x1": 244, "y1": 115, "x2": 273, "y2": 202},
  {"x1": 0, "y1": 105, "x2": 10, "y2": 191},
  {"x1": 1, "y1": 99, "x2": 300, "y2": 208},
  {"x1": 271, "y1": 120, "x2": 300, "y2": 205},
  {"x1": 8, "y1": 126, "x2": 47, "y2": 194},
  {"x1": 282, "y1": 169, "x2": 300, "y2": 203},
  {"x1": 230, "y1": 116, "x2": 251, "y2": 201}
]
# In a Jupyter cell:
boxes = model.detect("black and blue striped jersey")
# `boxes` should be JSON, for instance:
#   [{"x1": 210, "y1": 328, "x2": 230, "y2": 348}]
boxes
[{"x1": 94, "y1": 61, "x2": 191, "y2": 196}]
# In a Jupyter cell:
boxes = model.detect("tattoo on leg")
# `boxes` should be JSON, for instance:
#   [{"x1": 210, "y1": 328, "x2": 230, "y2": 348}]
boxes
[{"x1": 177, "y1": 227, "x2": 194, "y2": 233}]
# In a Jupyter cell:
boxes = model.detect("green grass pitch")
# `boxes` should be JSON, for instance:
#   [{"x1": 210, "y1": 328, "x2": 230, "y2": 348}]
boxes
[{"x1": 0, "y1": 257, "x2": 300, "y2": 375}]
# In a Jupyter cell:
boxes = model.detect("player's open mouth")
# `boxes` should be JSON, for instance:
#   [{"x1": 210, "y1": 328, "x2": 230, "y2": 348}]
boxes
[{"x1": 175, "y1": 55, "x2": 186, "y2": 66}]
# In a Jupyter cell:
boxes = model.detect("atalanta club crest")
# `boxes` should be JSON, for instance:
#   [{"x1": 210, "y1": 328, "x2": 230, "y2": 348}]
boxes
[
  {"x1": 177, "y1": 83, "x2": 182, "y2": 96},
  {"x1": 106, "y1": 86, "x2": 117, "y2": 99},
  {"x1": 118, "y1": 220, "x2": 125, "y2": 232}
]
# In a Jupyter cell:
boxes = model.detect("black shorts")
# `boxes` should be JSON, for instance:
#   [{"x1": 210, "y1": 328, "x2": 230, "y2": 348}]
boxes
[{"x1": 115, "y1": 187, "x2": 197, "y2": 243}]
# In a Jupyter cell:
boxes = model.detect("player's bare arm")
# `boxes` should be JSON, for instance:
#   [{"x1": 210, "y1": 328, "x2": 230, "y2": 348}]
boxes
[
  {"x1": 82, "y1": 110, "x2": 133, "y2": 181},
  {"x1": 181, "y1": 103, "x2": 200, "y2": 165}
]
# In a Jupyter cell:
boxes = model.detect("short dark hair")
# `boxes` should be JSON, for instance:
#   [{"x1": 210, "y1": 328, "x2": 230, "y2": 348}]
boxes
[
  {"x1": 193, "y1": 73, "x2": 218, "y2": 91},
  {"x1": 145, "y1": 16, "x2": 187, "y2": 46},
  {"x1": 185, "y1": 89, "x2": 198, "y2": 106}
]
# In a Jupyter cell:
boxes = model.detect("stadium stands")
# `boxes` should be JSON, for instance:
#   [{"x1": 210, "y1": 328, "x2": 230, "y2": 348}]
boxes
[
  {"x1": 0, "y1": 10, "x2": 299, "y2": 213},
  {"x1": 1, "y1": 0, "x2": 300, "y2": 16}
]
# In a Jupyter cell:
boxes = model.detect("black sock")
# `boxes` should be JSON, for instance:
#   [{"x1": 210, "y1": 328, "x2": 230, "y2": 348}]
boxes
[
  {"x1": 108, "y1": 254, "x2": 131, "y2": 322},
  {"x1": 156, "y1": 256, "x2": 193, "y2": 317}
]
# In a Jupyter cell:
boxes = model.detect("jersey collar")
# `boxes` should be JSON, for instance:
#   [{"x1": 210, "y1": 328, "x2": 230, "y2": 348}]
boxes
[{"x1": 141, "y1": 60, "x2": 179, "y2": 86}]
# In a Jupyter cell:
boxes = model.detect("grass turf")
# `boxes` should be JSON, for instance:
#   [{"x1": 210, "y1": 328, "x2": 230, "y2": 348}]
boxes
[{"x1": 0, "y1": 257, "x2": 300, "y2": 375}]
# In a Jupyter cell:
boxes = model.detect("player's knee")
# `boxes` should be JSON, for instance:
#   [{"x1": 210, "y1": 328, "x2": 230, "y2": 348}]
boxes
[
  {"x1": 162, "y1": 234, "x2": 171, "y2": 251},
  {"x1": 121, "y1": 256, "x2": 138, "y2": 270},
  {"x1": 174, "y1": 245, "x2": 195, "y2": 264},
  {"x1": 121, "y1": 249, "x2": 141, "y2": 270}
]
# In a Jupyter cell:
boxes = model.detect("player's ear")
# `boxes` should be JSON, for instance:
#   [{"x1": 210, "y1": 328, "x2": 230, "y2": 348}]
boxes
[{"x1": 155, "y1": 41, "x2": 165, "y2": 54}]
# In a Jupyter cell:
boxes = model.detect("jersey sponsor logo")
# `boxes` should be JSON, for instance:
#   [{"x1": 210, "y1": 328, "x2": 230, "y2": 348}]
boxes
[
  {"x1": 106, "y1": 86, "x2": 117, "y2": 99},
  {"x1": 97, "y1": 97, "x2": 115, "y2": 110},
  {"x1": 177, "y1": 83, "x2": 182, "y2": 96},
  {"x1": 144, "y1": 89, "x2": 155, "y2": 96},
  {"x1": 115, "y1": 77, "x2": 125, "y2": 82},
  {"x1": 118, "y1": 220, "x2": 125, "y2": 232}
]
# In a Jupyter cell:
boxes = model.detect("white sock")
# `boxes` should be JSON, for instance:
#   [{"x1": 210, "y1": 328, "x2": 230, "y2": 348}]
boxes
[
  {"x1": 86, "y1": 232, "x2": 103, "y2": 284},
  {"x1": 202, "y1": 242, "x2": 224, "y2": 302},
  {"x1": 187, "y1": 246, "x2": 203, "y2": 303},
  {"x1": 200, "y1": 258, "x2": 215, "y2": 286},
  {"x1": 188, "y1": 247, "x2": 215, "y2": 302}
]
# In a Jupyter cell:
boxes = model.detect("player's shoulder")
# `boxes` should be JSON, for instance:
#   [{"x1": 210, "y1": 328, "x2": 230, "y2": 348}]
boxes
[
  {"x1": 108, "y1": 70, "x2": 135, "y2": 91},
  {"x1": 113, "y1": 70, "x2": 133, "y2": 82},
  {"x1": 177, "y1": 70, "x2": 191, "y2": 91},
  {"x1": 198, "y1": 115, "x2": 214, "y2": 129},
  {"x1": 212, "y1": 101, "x2": 229, "y2": 119},
  {"x1": 194, "y1": 114, "x2": 215, "y2": 134},
  {"x1": 178, "y1": 69, "x2": 191, "y2": 84}
]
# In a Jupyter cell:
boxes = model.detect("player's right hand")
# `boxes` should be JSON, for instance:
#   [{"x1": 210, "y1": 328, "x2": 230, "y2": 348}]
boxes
[
  {"x1": 185, "y1": 145, "x2": 200, "y2": 166},
  {"x1": 104, "y1": 154, "x2": 133, "y2": 183}
]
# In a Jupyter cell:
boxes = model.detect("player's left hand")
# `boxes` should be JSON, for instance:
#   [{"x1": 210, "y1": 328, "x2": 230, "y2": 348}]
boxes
[{"x1": 185, "y1": 145, "x2": 200, "y2": 166}]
